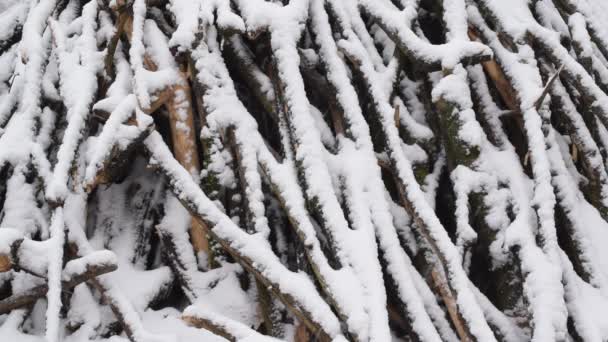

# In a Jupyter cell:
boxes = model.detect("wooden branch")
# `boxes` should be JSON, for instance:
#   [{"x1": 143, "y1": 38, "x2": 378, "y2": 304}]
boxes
[
  {"x1": 0, "y1": 258, "x2": 117, "y2": 314},
  {"x1": 190, "y1": 213, "x2": 331, "y2": 341},
  {"x1": 144, "y1": 132, "x2": 336, "y2": 341},
  {"x1": 120, "y1": 8, "x2": 210, "y2": 262},
  {"x1": 183, "y1": 315, "x2": 237, "y2": 341},
  {"x1": 165, "y1": 72, "x2": 209, "y2": 259},
  {"x1": 394, "y1": 105, "x2": 400, "y2": 128},
  {"x1": 0, "y1": 24, "x2": 22, "y2": 55},
  {"x1": 553, "y1": 0, "x2": 608, "y2": 62},
  {"x1": 0, "y1": 233, "x2": 23, "y2": 273},
  {"x1": 183, "y1": 310, "x2": 279, "y2": 342},
  {"x1": 468, "y1": 28, "x2": 519, "y2": 113},
  {"x1": 84, "y1": 115, "x2": 155, "y2": 193},
  {"x1": 338, "y1": 20, "x2": 480, "y2": 340},
  {"x1": 430, "y1": 269, "x2": 470, "y2": 342},
  {"x1": 0, "y1": 285, "x2": 48, "y2": 314},
  {"x1": 225, "y1": 129, "x2": 282, "y2": 337},
  {"x1": 64, "y1": 240, "x2": 149, "y2": 342},
  {"x1": 165, "y1": 75, "x2": 200, "y2": 177},
  {"x1": 87, "y1": 278, "x2": 139, "y2": 341},
  {"x1": 293, "y1": 322, "x2": 311, "y2": 342},
  {"x1": 143, "y1": 87, "x2": 174, "y2": 115},
  {"x1": 0, "y1": 254, "x2": 11, "y2": 273},
  {"x1": 0, "y1": 246, "x2": 18, "y2": 274},
  {"x1": 309, "y1": 67, "x2": 345, "y2": 138},
  {"x1": 534, "y1": 64, "x2": 564, "y2": 110},
  {"x1": 224, "y1": 35, "x2": 278, "y2": 123},
  {"x1": 394, "y1": 175, "x2": 473, "y2": 341},
  {"x1": 358, "y1": 2, "x2": 492, "y2": 71},
  {"x1": 155, "y1": 215, "x2": 198, "y2": 302},
  {"x1": 104, "y1": 10, "x2": 129, "y2": 82}
]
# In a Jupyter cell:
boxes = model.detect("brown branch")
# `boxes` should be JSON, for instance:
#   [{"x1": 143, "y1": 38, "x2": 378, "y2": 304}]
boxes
[
  {"x1": 225, "y1": 128, "x2": 283, "y2": 337},
  {"x1": 145, "y1": 133, "x2": 334, "y2": 341},
  {"x1": 0, "y1": 237, "x2": 23, "y2": 273},
  {"x1": 165, "y1": 72, "x2": 209, "y2": 259},
  {"x1": 119, "y1": 8, "x2": 211, "y2": 262},
  {"x1": 468, "y1": 28, "x2": 519, "y2": 112},
  {"x1": 103, "y1": 10, "x2": 129, "y2": 82},
  {"x1": 359, "y1": 5, "x2": 491, "y2": 71},
  {"x1": 0, "y1": 259, "x2": 117, "y2": 314},
  {"x1": 534, "y1": 64, "x2": 564, "y2": 110},
  {"x1": 339, "y1": 32, "x2": 476, "y2": 340},
  {"x1": 0, "y1": 254, "x2": 11, "y2": 273},
  {"x1": 183, "y1": 312, "x2": 276, "y2": 342},
  {"x1": 293, "y1": 322, "x2": 311, "y2": 342},
  {"x1": 183, "y1": 315, "x2": 237, "y2": 341},
  {"x1": 430, "y1": 269, "x2": 470, "y2": 342},
  {"x1": 144, "y1": 87, "x2": 174, "y2": 115},
  {"x1": 224, "y1": 35, "x2": 278, "y2": 124},
  {"x1": 84, "y1": 116, "x2": 155, "y2": 193}
]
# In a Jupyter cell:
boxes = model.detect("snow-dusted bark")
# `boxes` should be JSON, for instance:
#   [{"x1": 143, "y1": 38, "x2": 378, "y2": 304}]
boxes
[{"x1": 2, "y1": 0, "x2": 608, "y2": 341}]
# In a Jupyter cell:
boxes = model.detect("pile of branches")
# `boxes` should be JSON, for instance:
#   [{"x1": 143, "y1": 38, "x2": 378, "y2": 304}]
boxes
[{"x1": 2, "y1": 0, "x2": 608, "y2": 341}]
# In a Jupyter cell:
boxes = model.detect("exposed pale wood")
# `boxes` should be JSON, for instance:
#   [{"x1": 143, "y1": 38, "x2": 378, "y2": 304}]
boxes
[
  {"x1": 0, "y1": 237, "x2": 23, "y2": 273},
  {"x1": 183, "y1": 313, "x2": 278, "y2": 342},
  {"x1": 0, "y1": 254, "x2": 11, "y2": 273},
  {"x1": 165, "y1": 71, "x2": 209, "y2": 259},
  {"x1": 431, "y1": 269, "x2": 471, "y2": 342},
  {"x1": 293, "y1": 322, "x2": 311, "y2": 342},
  {"x1": 145, "y1": 133, "x2": 334, "y2": 341},
  {"x1": 183, "y1": 315, "x2": 236, "y2": 341},
  {"x1": 468, "y1": 28, "x2": 519, "y2": 112},
  {"x1": 122, "y1": 9, "x2": 210, "y2": 263}
]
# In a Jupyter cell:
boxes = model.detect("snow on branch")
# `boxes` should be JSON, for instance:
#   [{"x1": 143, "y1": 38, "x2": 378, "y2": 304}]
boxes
[{"x1": 3, "y1": 0, "x2": 608, "y2": 340}]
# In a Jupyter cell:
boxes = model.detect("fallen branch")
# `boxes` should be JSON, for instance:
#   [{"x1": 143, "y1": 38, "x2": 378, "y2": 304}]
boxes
[
  {"x1": 534, "y1": 64, "x2": 564, "y2": 110},
  {"x1": 0, "y1": 252, "x2": 118, "y2": 314},
  {"x1": 183, "y1": 306, "x2": 280, "y2": 342},
  {"x1": 144, "y1": 131, "x2": 340, "y2": 341}
]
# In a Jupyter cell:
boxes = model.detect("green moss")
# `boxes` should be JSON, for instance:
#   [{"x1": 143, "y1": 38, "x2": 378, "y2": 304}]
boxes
[
  {"x1": 413, "y1": 163, "x2": 429, "y2": 184},
  {"x1": 435, "y1": 99, "x2": 480, "y2": 169}
]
